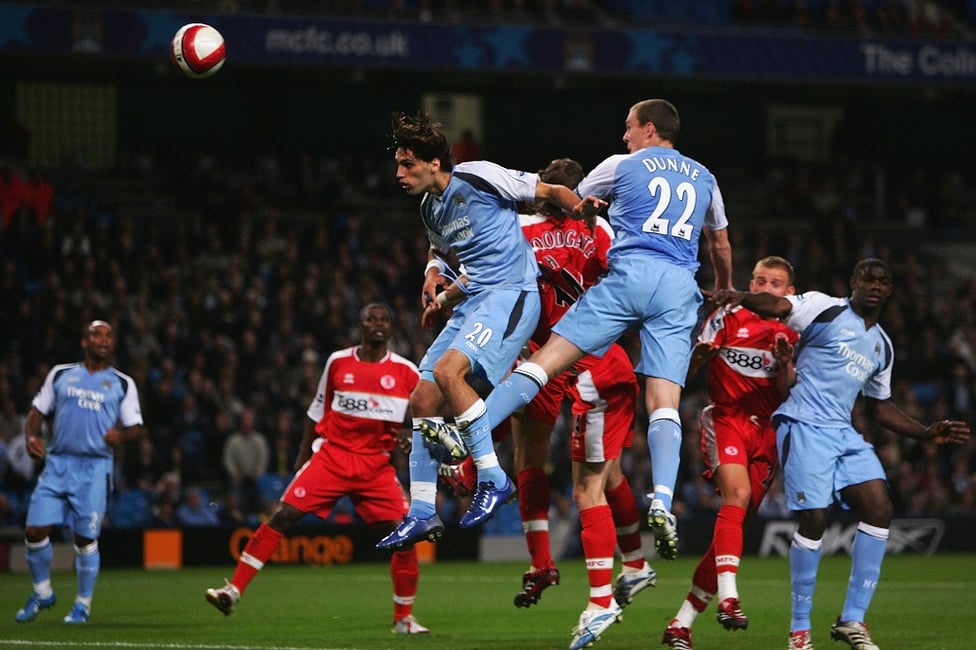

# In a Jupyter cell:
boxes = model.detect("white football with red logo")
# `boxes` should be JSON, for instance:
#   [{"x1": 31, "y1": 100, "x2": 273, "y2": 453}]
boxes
[{"x1": 171, "y1": 23, "x2": 225, "y2": 79}]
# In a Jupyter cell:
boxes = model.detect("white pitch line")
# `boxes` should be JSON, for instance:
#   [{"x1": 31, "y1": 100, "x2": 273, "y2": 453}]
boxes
[{"x1": 0, "y1": 641, "x2": 357, "y2": 650}]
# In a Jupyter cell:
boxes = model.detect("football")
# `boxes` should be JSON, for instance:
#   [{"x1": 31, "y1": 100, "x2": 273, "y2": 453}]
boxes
[{"x1": 171, "y1": 23, "x2": 225, "y2": 79}]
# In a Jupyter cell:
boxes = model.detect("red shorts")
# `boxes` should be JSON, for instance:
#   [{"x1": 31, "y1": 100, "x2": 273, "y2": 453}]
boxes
[
  {"x1": 282, "y1": 442, "x2": 408, "y2": 525},
  {"x1": 699, "y1": 405, "x2": 778, "y2": 510},
  {"x1": 522, "y1": 342, "x2": 638, "y2": 464}
]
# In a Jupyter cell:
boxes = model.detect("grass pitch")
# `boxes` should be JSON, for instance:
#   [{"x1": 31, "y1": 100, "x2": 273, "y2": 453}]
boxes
[{"x1": 1, "y1": 553, "x2": 974, "y2": 649}]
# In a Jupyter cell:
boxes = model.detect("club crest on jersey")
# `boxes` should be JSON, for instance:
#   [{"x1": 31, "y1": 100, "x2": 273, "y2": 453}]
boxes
[
  {"x1": 737, "y1": 327, "x2": 750, "y2": 338},
  {"x1": 343, "y1": 373, "x2": 355, "y2": 384},
  {"x1": 380, "y1": 375, "x2": 396, "y2": 389},
  {"x1": 102, "y1": 380, "x2": 112, "y2": 389},
  {"x1": 453, "y1": 194, "x2": 466, "y2": 208}
]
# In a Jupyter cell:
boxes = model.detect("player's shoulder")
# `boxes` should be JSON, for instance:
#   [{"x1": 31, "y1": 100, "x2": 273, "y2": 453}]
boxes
[
  {"x1": 454, "y1": 160, "x2": 507, "y2": 182},
  {"x1": 874, "y1": 323, "x2": 894, "y2": 350},
  {"x1": 789, "y1": 290, "x2": 843, "y2": 310},
  {"x1": 109, "y1": 367, "x2": 140, "y2": 387},
  {"x1": 519, "y1": 212, "x2": 548, "y2": 228},
  {"x1": 386, "y1": 351, "x2": 420, "y2": 376},
  {"x1": 328, "y1": 347, "x2": 357, "y2": 361},
  {"x1": 50, "y1": 362, "x2": 81, "y2": 375},
  {"x1": 47, "y1": 362, "x2": 83, "y2": 383}
]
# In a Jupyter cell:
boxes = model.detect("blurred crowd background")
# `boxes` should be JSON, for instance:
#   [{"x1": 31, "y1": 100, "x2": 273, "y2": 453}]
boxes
[
  {"x1": 0, "y1": 0, "x2": 974, "y2": 550},
  {"x1": 1, "y1": 143, "x2": 973, "y2": 538}
]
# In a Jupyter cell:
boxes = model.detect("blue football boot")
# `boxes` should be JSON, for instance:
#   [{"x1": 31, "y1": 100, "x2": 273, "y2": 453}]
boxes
[
  {"x1": 14, "y1": 592, "x2": 57, "y2": 623},
  {"x1": 376, "y1": 514, "x2": 445, "y2": 551},
  {"x1": 460, "y1": 476, "x2": 516, "y2": 528},
  {"x1": 63, "y1": 602, "x2": 90, "y2": 624}
]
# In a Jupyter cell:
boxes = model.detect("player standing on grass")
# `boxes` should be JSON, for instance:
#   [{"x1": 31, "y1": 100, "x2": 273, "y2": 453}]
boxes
[
  {"x1": 709, "y1": 258, "x2": 970, "y2": 650},
  {"x1": 662, "y1": 256, "x2": 798, "y2": 649},
  {"x1": 15, "y1": 320, "x2": 144, "y2": 624},
  {"x1": 480, "y1": 99, "x2": 733, "y2": 576},
  {"x1": 205, "y1": 303, "x2": 430, "y2": 634},
  {"x1": 376, "y1": 111, "x2": 601, "y2": 551},
  {"x1": 508, "y1": 158, "x2": 656, "y2": 650}
]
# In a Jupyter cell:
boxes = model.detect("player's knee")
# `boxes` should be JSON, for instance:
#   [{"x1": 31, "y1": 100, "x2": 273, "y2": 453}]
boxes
[
  {"x1": 409, "y1": 380, "x2": 443, "y2": 415},
  {"x1": 863, "y1": 498, "x2": 894, "y2": 528},
  {"x1": 431, "y1": 361, "x2": 464, "y2": 391},
  {"x1": 724, "y1": 484, "x2": 752, "y2": 508},
  {"x1": 267, "y1": 502, "x2": 304, "y2": 531},
  {"x1": 796, "y1": 509, "x2": 827, "y2": 539},
  {"x1": 24, "y1": 526, "x2": 51, "y2": 543}
]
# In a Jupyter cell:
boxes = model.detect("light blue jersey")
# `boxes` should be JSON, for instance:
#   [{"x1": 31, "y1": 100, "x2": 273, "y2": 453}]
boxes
[
  {"x1": 32, "y1": 363, "x2": 143, "y2": 459},
  {"x1": 575, "y1": 147, "x2": 728, "y2": 270},
  {"x1": 27, "y1": 362, "x2": 142, "y2": 538},
  {"x1": 422, "y1": 161, "x2": 540, "y2": 292},
  {"x1": 774, "y1": 292, "x2": 893, "y2": 427},
  {"x1": 554, "y1": 146, "x2": 727, "y2": 381},
  {"x1": 418, "y1": 161, "x2": 542, "y2": 385}
]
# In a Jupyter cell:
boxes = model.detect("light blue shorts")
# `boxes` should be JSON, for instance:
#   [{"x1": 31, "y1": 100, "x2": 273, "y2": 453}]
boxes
[
  {"x1": 553, "y1": 255, "x2": 701, "y2": 386},
  {"x1": 775, "y1": 417, "x2": 886, "y2": 511},
  {"x1": 26, "y1": 454, "x2": 113, "y2": 539},
  {"x1": 420, "y1": 287, "x2": 540, "y2": 388}
]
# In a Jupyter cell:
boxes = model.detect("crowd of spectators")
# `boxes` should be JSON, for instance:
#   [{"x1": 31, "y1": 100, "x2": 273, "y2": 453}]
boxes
[{"x1": 0, "y1": 139, "x2": 974, "y2": 539}]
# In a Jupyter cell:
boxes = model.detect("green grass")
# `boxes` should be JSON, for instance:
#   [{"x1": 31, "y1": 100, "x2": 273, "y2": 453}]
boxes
[{"x1": 1, "y1": 554, "x2": 975, "y2": 649}]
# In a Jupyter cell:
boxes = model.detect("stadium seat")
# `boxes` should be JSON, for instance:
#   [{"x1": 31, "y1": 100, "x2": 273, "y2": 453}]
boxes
[
  {"x1": 108, "y1": 489, "x2": 153, "y2": 528},
  {"x1": 257, "y1": 473, "x2": 289, "y2": 506}
]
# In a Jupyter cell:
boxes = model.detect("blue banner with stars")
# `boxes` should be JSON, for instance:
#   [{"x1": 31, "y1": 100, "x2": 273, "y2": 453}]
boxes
[{"x1": 2, "y1": 3, "x2": 975, "y2": 86}]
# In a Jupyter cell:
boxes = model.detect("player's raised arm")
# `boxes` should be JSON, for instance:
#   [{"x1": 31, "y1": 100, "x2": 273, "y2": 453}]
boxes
[
  {"x1": 708, "y1": 289, "x2": 793, "y2": 320},
  {"x1": 534, "y1": 181, "x2": 605, "y2": 219}
]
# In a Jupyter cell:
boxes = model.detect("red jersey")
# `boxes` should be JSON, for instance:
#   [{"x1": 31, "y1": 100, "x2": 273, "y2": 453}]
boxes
[
  {"x1": 306, "y1": 346, "x2": 419, "y2": 455},
  {"x1": 519, "y1": 213, "x2": 613, "y2": 343},
  {"x1": 699, "y1": 305, "x2": 799, "y2": 420}
]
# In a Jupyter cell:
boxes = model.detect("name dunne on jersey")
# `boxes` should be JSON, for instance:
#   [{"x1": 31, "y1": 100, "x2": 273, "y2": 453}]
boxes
[{"x1": 641, "y1": 155, "x2": 702, "y2": 180}]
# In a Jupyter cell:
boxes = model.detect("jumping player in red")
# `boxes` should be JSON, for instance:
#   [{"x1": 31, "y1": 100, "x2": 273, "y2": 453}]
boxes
[
  {"x1": 205, "y1": 303, "x2": 429, "y2": 634},
  {"x1": 663, "y1": 256, "x2": 798, "y2": 649},
  {"x1": 512, "y1": 158, "x2": 656, "y2": 649}
]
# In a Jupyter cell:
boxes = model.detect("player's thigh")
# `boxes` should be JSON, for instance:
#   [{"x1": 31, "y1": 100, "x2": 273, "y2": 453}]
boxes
[
  {"x1": 701, "y1": 407, "x2": 750, "y2": 471},
  {"x1": 281, "y1": 452, "x2": 343, "y2": 519},
  {"x1": 419, "y1": 318, "x2": 462, "y2": 383},
  {"x1": 747, "y1": 431, "x2": 779, "y2": 511},
  {"x1": 552, "y1": 267, "x2": 639, "y2": 357},
  {"x1": 634, "y1": 264, "x2": 702, "y2": 384},
  {"x1": 66, "y1": 457, "x2": 112, "y2": 539},
  {"x1": 835, "y1": 430, "x2": 887, "y2": 497},
  {"x1": 448, "y1": 289, "x2": 541, "y2": 386},
  {"x1": 351, "y1": 464, "x2": 409, "y2": 525},
  {"x1": 775, "y1": 418, "x2": 844, "y2": 510},
  {"x1": 571, "y1": 375, "x2": 634, "y2": 459},
  {"x1": 25, "y1": 470, "x2": 67, "y2": 529}
]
